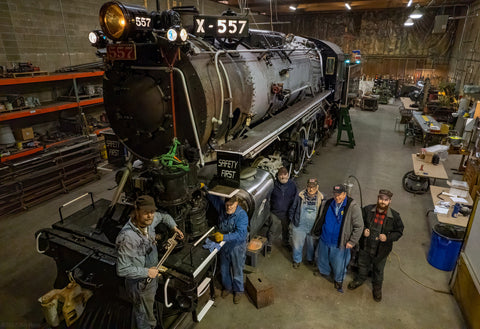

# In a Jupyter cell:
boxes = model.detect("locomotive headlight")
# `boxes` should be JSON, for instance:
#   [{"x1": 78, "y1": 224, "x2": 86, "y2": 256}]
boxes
[
  {"x1": 179, "y1": 28, "x2": 188, "y2": 42},
  {"x1": 99, "y1": 1, "x2": 152, "y2": 41},
  {"x1": 88, "y1": 30, "x2": 108, "y2": 48},
  {"x1": 166, "y1": 26, "x2": 188, "y2": 43},
  {"x1": 167, "y1": 28, "x2": 178, "y2": 42}
]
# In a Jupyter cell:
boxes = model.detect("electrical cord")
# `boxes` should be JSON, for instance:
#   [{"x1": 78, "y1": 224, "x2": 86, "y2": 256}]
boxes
[
  {"x1": 347, "y1": 174, "x2": 363, "y2": 208},
  {"x1": 391, "y1": 250, "x2": 452, "y2": 295}
]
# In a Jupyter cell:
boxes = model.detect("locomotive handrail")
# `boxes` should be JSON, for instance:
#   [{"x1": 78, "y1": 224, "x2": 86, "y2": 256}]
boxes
[
  {"x1": 36, "y1": 231, "x2": 47, "y2": 254},
  {"x1": 131, "y1": 65, "x2": 205, "y2": 167},
  {"x1": 212, "y1": 51, "x2": 233, "y2": 127},
  {"x1": 164, "y1": 277, "x2": 173, "y2": 308},
  {"x1": 59, "y1": 192, "x2": 94, "y2": 223}
]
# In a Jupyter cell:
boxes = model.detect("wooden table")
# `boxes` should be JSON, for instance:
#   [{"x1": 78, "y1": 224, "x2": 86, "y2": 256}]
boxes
[
  {"x1": 412, "y1": 154, "x2": 448, "y2": 181},
  {"x1": 412, "y1": 112, "x2": 448, "y2": 146},
  {"x1": 400, "y1": 97, "x2": 418, "y2": 111},
  {"x1": 430, "y1": 185, "x2": 472, "y2": 227}
]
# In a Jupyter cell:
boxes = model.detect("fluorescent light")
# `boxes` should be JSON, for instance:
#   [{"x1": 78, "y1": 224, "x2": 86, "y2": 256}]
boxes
[
  {"x1": 407, "y1": 0, "x2": 412, "y2": 7},
  {"x1": 345, "y1": 3, "x2": 351, "y2": 10},
  {"x1": 409, "y1": 5, "x2": 423, "y2": 19},
  {"x1": 404, "y1": 18, "x2": 414, "y2": 26},
  {"x1": 289, "y1": 5, "x2": 296, "y2": 10}
]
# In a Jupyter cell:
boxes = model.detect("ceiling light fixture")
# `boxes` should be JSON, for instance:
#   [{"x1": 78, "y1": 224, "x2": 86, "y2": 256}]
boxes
[
  {"x1": 407, "y1": 0, "x2": 413, "y2": 7},
  {"x1": 289, "y1": 5, "x2": 296, "y2": 10},
  {"x1": 345, "y1": 3, "x2": 351, "y2": 10},
  {"x1": 404, "y1": 18, "x2": 414, "y2": 26},
  {"x1": 409, "y1": 5, "x2": 423, "y2": 19}
]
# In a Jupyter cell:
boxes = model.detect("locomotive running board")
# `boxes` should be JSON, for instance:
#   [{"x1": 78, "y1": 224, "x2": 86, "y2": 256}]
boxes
[{"x1": 215, "y1": 90, "x2": 331, "y2": 159}]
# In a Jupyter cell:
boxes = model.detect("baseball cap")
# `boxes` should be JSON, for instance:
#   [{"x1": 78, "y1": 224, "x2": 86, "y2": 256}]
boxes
[
  {"x1": 378, "y1": 189, "x2": 393, "y2": 199},
  {"x1": 332, "y1": 184, "x2": 346, "y2": 194},
  {"x1": 135, "y1": 195, "x2": 157, "y2": 211},
  {"x1": 307, "y1": 178, "x2": 318, "y2": 187}
]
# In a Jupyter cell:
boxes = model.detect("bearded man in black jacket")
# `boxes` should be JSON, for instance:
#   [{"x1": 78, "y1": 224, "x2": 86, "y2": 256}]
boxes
[{"x1": 347, "y1": 189, "x2": 404, "y2": 302}]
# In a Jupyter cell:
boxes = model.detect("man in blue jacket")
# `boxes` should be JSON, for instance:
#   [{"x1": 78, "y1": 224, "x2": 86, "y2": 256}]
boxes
[
  {"x1": 312, "y1": 184, "x2": 363, "y2": 293},
  {"x1": 266, "y1": 167, "x2": 298, "y2": 251},
  {"x1": 116, "y1": 195, "x2": 184, "y2": 329},
  {"x1": 209, "y1": 194, "x2": 248, "y2": 304}
]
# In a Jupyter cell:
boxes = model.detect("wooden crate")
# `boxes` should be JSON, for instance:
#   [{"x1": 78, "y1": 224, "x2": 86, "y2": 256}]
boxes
[{"x1": 246, "y1": 272, "x2": 274, "y2": 309}]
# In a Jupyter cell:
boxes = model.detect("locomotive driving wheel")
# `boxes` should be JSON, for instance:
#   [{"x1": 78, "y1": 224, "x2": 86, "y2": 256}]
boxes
[
  {"x1": 293, "y1": 126, "x2": 307, "y2": 176},
  {"x1": 306, "y1": 118, "x2": 318, "y2": 159}
]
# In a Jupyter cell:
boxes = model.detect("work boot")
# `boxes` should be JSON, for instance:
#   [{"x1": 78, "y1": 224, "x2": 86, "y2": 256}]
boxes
[
  {"x1": 373, "y1": 285, "x2": 382, "y2": 302},
  {"x1": 221, "y1": 290, "x2": 231, "y2": 298},
  {"x1": 314, "y1": 270, "x2": 334, "y2": 283},
  {"x1": 306, "y1": 260, "x2": 315, "y2": 266},
  {"x1": 334, "y1": 281, "x2": 344, "y2": 293},
  {"x1": 348, "y1": 279, "x2": 364, "y2": 290},
  {"x1": 292, "y1": 262, "x2": 300, "y2": 269},
  {"x1": 233, "y1": 292, "x2": 243, "y2": 304}
]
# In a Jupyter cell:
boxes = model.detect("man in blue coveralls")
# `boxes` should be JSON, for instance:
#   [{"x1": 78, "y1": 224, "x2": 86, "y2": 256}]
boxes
[{"x1": 208, "y1": 194, "x2": 248, "y2": 304}]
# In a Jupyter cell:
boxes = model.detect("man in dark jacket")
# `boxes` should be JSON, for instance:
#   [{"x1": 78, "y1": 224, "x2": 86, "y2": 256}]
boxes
[
  {"x1": 312, "y1": 184, "x2": 363, "y2": 292},
  {"x1": 266, "y1": 167, "x2": 298, "y2": 251},
  {"x1": 347, "y1": 189, "x2": 404, "y2": 302}
]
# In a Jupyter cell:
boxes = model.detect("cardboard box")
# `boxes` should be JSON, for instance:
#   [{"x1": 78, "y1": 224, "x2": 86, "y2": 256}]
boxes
[
  {"x1": 246, "y1": 272, "x2": 274, "y2": 309},
  {"x1": 13, "y1": 127, "x2": 34, "y2": 141}
]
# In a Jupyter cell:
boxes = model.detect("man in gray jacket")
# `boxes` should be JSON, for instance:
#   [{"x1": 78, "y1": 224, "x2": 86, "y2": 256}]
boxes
[
  {"x1": 116, "y1": 195, "x2": 184, "y2": 329},
  {"x1": 312, "y1": 184, "x2": 363, "y2": 293}
]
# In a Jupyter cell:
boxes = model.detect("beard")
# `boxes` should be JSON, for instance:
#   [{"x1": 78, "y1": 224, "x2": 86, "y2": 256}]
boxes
[{"x1": 377, "y1": 201, "x2": 389, "y2": 211}]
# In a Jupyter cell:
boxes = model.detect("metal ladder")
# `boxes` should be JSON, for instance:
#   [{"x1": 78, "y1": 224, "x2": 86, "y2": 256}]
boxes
[{"x1": 336, "y1": 106, "x2": 356, "y2": 148}]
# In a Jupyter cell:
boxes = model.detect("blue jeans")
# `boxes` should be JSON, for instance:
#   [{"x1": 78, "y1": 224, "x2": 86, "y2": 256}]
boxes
[
  {"x1": 220, "y1": 242, "x2": 246, "y2": 293},
  {"x1": 291, "y1": 226, "x2": 315, "y2": 264},
  {"x1": 317, "y1": 239, "x2": 351, "y2": 283}
]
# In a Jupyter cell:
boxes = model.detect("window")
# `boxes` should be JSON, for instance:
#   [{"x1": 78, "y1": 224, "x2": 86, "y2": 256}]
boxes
[{"x1": 326, "y1": 57, "x2": 336, "y2": 75}]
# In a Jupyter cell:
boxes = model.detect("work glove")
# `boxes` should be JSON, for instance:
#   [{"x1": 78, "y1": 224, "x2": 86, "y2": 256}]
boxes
[
  {"x1": 213, "y1": 232, "x2": 224, "y2": 242},
  {"x1": 202, "y1": 238, "x2": 222, "y2": 252}
]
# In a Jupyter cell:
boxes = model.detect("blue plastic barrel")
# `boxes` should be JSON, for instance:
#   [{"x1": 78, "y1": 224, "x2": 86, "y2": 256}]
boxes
[{"x1": 427, "y1": 224, "x2": 464, "y2": 271}]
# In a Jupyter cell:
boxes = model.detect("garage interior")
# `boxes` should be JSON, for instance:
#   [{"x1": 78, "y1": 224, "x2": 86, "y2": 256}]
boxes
[{"x1": 1, "y1": 0, "x2": 480, "y2": 328}]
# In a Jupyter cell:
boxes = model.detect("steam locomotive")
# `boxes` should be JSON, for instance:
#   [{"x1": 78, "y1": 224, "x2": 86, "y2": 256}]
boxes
[{"x1": 35, "y1": 1, "x2": 347, "y2": 327}]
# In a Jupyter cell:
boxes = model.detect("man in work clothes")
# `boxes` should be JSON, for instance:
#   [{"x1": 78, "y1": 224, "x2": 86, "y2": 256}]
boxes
[
  {"x1": 312, "y1": 184, "x2": 363, "y2": 292},
  {"x1": 289, "y1": 178, "x2": 324, "y2": 269},
  {"x1": 348, "y1": 189, "x2": 404, "y2": 302},
  {"x1": 116, "y1": 195, "x2": 184, "y2": 329},
  {"x1": 266, "y1": 166, "x2": 298, "y2": 251},
  {"x1": 209, "y1": 194, "x2": 248, "y2": 304}
]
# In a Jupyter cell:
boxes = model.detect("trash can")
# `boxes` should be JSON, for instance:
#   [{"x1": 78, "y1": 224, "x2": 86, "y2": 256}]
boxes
[{"x1": 427, "y1": 223, "x2": 464, "y2": 271}]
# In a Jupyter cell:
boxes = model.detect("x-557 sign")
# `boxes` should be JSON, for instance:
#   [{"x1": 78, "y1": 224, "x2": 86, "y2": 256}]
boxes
[{"x1": 193, "y1": 16, "x2": 249, "y2": 38}]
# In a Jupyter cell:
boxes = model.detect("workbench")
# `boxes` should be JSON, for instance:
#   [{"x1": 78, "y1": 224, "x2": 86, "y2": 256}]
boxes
[
  {"x1": 430, "y1": 186, "x2": 472, "y2": 227},
  {"x1": 412, "y1": 154, "x2": 448, "y2": 181},
  {"x1": 412, "y1": 112, "x2": 448, "y2": 146},
  {"x1": 400, "y1": 97, "x2": 419, "y2": 111}
]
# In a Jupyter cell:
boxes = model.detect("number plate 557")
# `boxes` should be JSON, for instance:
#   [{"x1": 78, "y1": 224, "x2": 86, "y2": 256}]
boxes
[{"x1": 107, "y1": 44, "x2": 136, "y2": 61}]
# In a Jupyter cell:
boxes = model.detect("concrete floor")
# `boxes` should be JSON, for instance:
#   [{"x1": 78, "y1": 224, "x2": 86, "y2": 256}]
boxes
[{"x1": 0, "y1": 100, "x2": 466, "y2": 328}]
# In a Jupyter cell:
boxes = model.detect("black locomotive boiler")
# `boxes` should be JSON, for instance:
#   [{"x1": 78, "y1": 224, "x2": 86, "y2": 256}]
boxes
[{"x1": 35, "y1": 1, "x2": 347, "y2": 328}]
